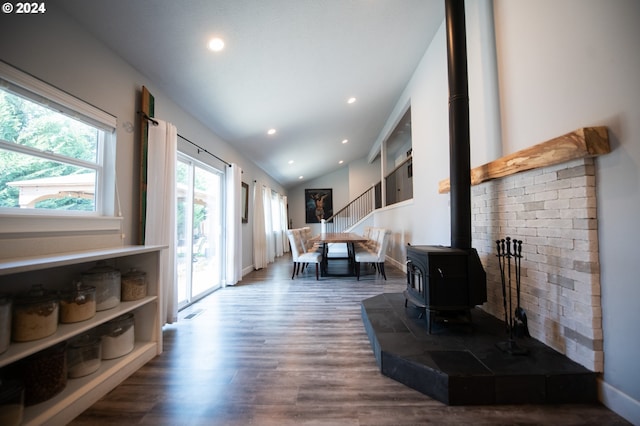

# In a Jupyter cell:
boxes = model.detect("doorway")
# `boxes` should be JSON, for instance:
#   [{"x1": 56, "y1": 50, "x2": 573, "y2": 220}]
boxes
[{"x1": 176, "y1": 154, "x2": 224, "y2": 308}]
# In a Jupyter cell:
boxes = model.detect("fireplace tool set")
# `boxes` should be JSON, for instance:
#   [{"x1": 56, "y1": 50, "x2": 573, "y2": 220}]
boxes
[{"x1": 496, "y1": 237, "x2": 530, "y2": 355}]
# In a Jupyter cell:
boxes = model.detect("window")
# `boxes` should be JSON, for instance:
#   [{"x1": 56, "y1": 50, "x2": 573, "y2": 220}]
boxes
[{"x1": 0, "y1": 61, "x2": 116, "y2": 218}]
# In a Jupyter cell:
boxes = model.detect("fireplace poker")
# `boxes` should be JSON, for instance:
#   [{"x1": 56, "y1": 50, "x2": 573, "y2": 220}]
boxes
[
  {"x1": 514, "y1": 239, "x2": 530, "y2": 337},
  {"x1": 496, "y1": 236, "x2": 529, "y2": 355},
  {"x1": 496, "y1": 239, "x2": 509, "y2": 333},
  {"x1": 506, "y1": 237, "x2": 514, "y2": 335}
]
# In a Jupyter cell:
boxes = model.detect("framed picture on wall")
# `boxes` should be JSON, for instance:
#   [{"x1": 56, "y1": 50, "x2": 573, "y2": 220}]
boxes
[
  {"x1": 305, "y1": 188, "x2": 333, "y2": 223},
  {"x1": 241, "y1": 182, "x2": 249, "y2": 223}
]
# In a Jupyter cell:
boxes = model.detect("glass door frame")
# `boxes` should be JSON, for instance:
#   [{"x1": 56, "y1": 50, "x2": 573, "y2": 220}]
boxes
[{"x1": 176, "y1": 152, "x2": 224, "y2": 310}]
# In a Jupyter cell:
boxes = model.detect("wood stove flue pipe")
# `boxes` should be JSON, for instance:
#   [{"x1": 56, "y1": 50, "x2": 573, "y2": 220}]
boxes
[{"x1": 445, "y1": 0, "x2": 472, "y2": 250}]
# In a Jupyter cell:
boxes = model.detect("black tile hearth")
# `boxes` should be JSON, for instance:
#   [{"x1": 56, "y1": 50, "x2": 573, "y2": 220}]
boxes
[{"x1": 361, "y1": 293, "x2": 598, "y2": 406}]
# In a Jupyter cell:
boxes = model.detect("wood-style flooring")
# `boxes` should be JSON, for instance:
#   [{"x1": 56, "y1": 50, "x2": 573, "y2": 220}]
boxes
[{"x1": 70, "y1": 255, "x2": 630, "y2": 425}]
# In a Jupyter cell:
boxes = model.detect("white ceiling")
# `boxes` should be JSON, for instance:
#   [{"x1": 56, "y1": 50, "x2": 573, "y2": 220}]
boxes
[{"x1": 59, "y1": 0, "x2": 444, "y2": 188}]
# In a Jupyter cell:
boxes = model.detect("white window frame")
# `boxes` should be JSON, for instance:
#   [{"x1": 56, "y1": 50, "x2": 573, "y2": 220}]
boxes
[{"x1": 0, "y1": 61, "x2": 120, "y2": 235}]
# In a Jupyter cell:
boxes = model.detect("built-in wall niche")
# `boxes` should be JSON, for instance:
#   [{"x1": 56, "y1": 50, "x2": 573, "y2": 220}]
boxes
[
  {"x1": 384, "y1": 107, "x2": 413, "y2": 206},
  {"x1": 385, "y1": 107, "x2": 412, "y2": 168}
]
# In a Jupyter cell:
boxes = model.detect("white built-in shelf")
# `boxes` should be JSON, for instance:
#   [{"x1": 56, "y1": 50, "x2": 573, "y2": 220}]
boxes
[
  {"x1": 0, "y1": 296, "x2": 156, "y2": 368},
  {"x1": 0, "y1": 245, "x2": 165, "y2": 426},
  {"x1": 0, "y1": 245, "x2": 166, "y2": 276}
]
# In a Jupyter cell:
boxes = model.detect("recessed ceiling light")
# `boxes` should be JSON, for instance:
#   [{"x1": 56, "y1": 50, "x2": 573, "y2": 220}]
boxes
[
  {"x1": 267, "y1": 128, "x2": 276, "y2": 135},
  {"x1": 288, "y1": 160, "x2": 294, "y2": 164},
  {"x1": 342, "y1": 139, "x2": 348, "y2": 144},
  {"x1": 339, "y1": 160, "x2": 344, "y2": 164},
  {"x1": 347, "y1": 97, "x2": 357, "y2": 104},
  {"x1": 207, "y1": 37, "x2": 225, "y2": 52},
  {"x1": 298, "y1": 175, "x2": 304, "y2": 180}
]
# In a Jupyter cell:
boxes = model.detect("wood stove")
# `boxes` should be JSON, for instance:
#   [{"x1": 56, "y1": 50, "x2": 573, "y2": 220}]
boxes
[{"x1": 405, "y1": 245, "x2": 486, "y2": 333}]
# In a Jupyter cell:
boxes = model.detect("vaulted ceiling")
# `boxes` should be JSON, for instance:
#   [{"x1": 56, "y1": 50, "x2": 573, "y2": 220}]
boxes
[{"x1": 59, "y1": 0, "x2": 444, "y2": 188}]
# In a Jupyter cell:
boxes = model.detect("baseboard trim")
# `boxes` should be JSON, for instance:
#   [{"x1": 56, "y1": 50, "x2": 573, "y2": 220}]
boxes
[
  {"x1": 386, "y1": 255, "x2": 406, "y2": 273},
  {"x1": 243, "y1": 265, "x2": 255, "y2": 277},
  {"x1": 599, "y1": 377, "x2": 640, "y2": 425}
]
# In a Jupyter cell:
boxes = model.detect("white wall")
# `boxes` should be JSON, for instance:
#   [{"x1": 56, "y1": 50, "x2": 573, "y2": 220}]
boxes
[
  {"x1": 492, "y1": 1, "x2": 640, "y2": 421},
  {"x1": 372, "y1": 0, "x2": 640, "y2": 422},
  {"x1": 348, "y1": 157, "x2": 381, "y2": 200},
  {"x1": 288, "y1": 166, "x2": 350, "y2": 232},
  {"x1": 0, "y1": 5, "x2": 284, "y2": 272}
]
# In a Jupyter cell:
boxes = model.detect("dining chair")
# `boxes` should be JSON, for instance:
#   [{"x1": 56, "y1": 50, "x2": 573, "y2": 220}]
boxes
[
  {"x1": 286, "y1": 229, "x2": 322, "y2": 280},
  {"x1": 354, "y1": 229, "x2": 392, "y2": 280},
  {"x1": 301, "y1": 227, "x2": 323, "y2": 252}
]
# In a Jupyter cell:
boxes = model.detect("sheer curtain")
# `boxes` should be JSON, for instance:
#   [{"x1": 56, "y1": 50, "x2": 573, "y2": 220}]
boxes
[
  {"x1": 280, "y1": 195, "x2": 289, "y2": 254},
  {"x1": 145, "y1": 119, "x2": 177, "y2": 324},
  {"x1": 225, "y1": 163, "x2": 242, "y2": 285},
  {"x1": 272, "y1": 191, "x2": 284, "y2": 258},
  {"x1": 252, "y1": 181, "x2": 268, "y2": 269},
  {"x1": 263, "y1": 185, "x2": 275, "y2": 263},
  {"x1": 253, "y1": 183, "x2": 289, "y2": 269}
]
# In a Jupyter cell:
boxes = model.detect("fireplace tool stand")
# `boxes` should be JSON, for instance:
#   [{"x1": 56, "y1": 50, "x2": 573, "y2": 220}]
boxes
[{"x1": 496, "y1": 237, "x2": 529, "y2": 355}]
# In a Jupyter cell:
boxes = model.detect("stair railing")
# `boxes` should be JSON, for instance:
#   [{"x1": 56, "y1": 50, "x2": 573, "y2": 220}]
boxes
[{"x1": 324, "y1": 184, "x2": 379, "y2": 233}]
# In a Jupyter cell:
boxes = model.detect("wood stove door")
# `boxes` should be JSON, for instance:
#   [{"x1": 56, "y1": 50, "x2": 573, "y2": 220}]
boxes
[{"x1": 426, "y1": 254, "x2": 468, "y2": 309}]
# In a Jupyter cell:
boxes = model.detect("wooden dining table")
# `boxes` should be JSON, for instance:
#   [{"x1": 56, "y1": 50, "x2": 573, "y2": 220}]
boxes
[{"x1": 308, "y1": 232, "x2": 369, "y2": 277}]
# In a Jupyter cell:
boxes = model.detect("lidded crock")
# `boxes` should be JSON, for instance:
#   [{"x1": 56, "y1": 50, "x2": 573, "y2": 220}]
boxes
[
  {"x1": 0, "y1": 378, "x2": 24, "y2": 426},
  {"x1": 0, "y1": 294, "x2": 11, "y2": 353},
  {"x1": 20, "y1": 342, "x2": 67, "y2": 405},
  {"x1": 121, "y1": 268, "x2": 147, "y2": 301},
  {"x1": 81, "y1": 261, "x2": 121, "y2": 311},
  {"x1": 100, "y1": 312, "x2": 135, "y2": 360},
  {"x1": 11, "y1": 284, "x2": 59, "y2": 342},
  {"x1": 60, "y1": 281, "x2": 97, "y2": 323},
  {"x1": 67, "y1": 333, "x2": 102, "y2": 378}
]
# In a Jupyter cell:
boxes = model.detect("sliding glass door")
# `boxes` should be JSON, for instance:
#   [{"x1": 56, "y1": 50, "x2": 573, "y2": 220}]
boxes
[{"x1": 176, "y1": 154, "x2": 224, "y2": 308}]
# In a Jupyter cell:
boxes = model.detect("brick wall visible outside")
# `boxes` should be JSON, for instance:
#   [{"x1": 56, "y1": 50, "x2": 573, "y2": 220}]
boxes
[{"x1": 472, "y1": 158, "x2": 603, "y2": 372}]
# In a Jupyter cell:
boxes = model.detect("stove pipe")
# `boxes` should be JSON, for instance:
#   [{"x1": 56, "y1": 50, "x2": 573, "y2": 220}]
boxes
[{"x1": 445, "y1": 0, "x2": 471, "y2": 250}]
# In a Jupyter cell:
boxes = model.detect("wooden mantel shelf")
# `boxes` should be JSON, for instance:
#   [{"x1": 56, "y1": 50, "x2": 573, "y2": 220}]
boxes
[{"x1": 438, "y1": 126, "x2": 610, "y2": 194}]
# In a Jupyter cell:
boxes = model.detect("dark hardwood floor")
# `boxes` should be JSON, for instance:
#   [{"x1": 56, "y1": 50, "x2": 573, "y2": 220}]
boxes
[{"x1": 70, "y1": 255, "x2": 629, "y2": 425}]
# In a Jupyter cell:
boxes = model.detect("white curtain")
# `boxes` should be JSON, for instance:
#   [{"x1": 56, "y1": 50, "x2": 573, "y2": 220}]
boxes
[
  {"x1": 225, "y1": 163, "x2": 243, "y2": 285},
  {"x1": 252, "y1": 183, "x2": 288, "y2": 269},
  {"x1": 280, "y1": 195, "x2": 289, "y2": 254},
  {"x1": 252, "y1": 181, "x2": 268, "y2": 269},
  {"x1": 145, "y1": 120, "x2": 177, "y2": 325},
  {"x1": 263, "y1": 185, "x2": 275, "y2": 263},
  {"x1": 273, "y1": 191, "x2": 284, "y2": 258}
]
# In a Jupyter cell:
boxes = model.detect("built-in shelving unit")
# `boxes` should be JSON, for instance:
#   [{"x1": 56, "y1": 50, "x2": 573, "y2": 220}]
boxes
[{"x1": 0, "y1": 245, "x2": 165, "y2": 426}]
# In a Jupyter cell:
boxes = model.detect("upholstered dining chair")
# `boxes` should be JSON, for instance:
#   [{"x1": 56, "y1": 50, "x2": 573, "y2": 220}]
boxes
[
  {"x1": 286, "y1": 229, "x2": 323, "y2": 280},
  {"x1": 354, "y1": 229, "x2": 392, "y2": 280},
  {"x1": 301, "y1": 227, "x2": 323, "y2": 252}
]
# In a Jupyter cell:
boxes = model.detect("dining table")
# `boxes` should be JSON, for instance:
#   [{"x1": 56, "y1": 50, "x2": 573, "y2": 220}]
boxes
[{"x1": 308, "y1": 232, "x2": 369, "y2": 277}]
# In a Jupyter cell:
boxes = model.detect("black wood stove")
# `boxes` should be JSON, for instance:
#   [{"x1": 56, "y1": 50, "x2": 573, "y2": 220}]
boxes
[{"x1": 404, "y1": 245, "x2": 486, "y2": 333}]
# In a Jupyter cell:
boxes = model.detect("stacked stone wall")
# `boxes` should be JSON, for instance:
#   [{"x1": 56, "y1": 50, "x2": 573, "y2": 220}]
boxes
[{"x1": 472, "y1": 157, "x2": 602, "y2": 371}]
